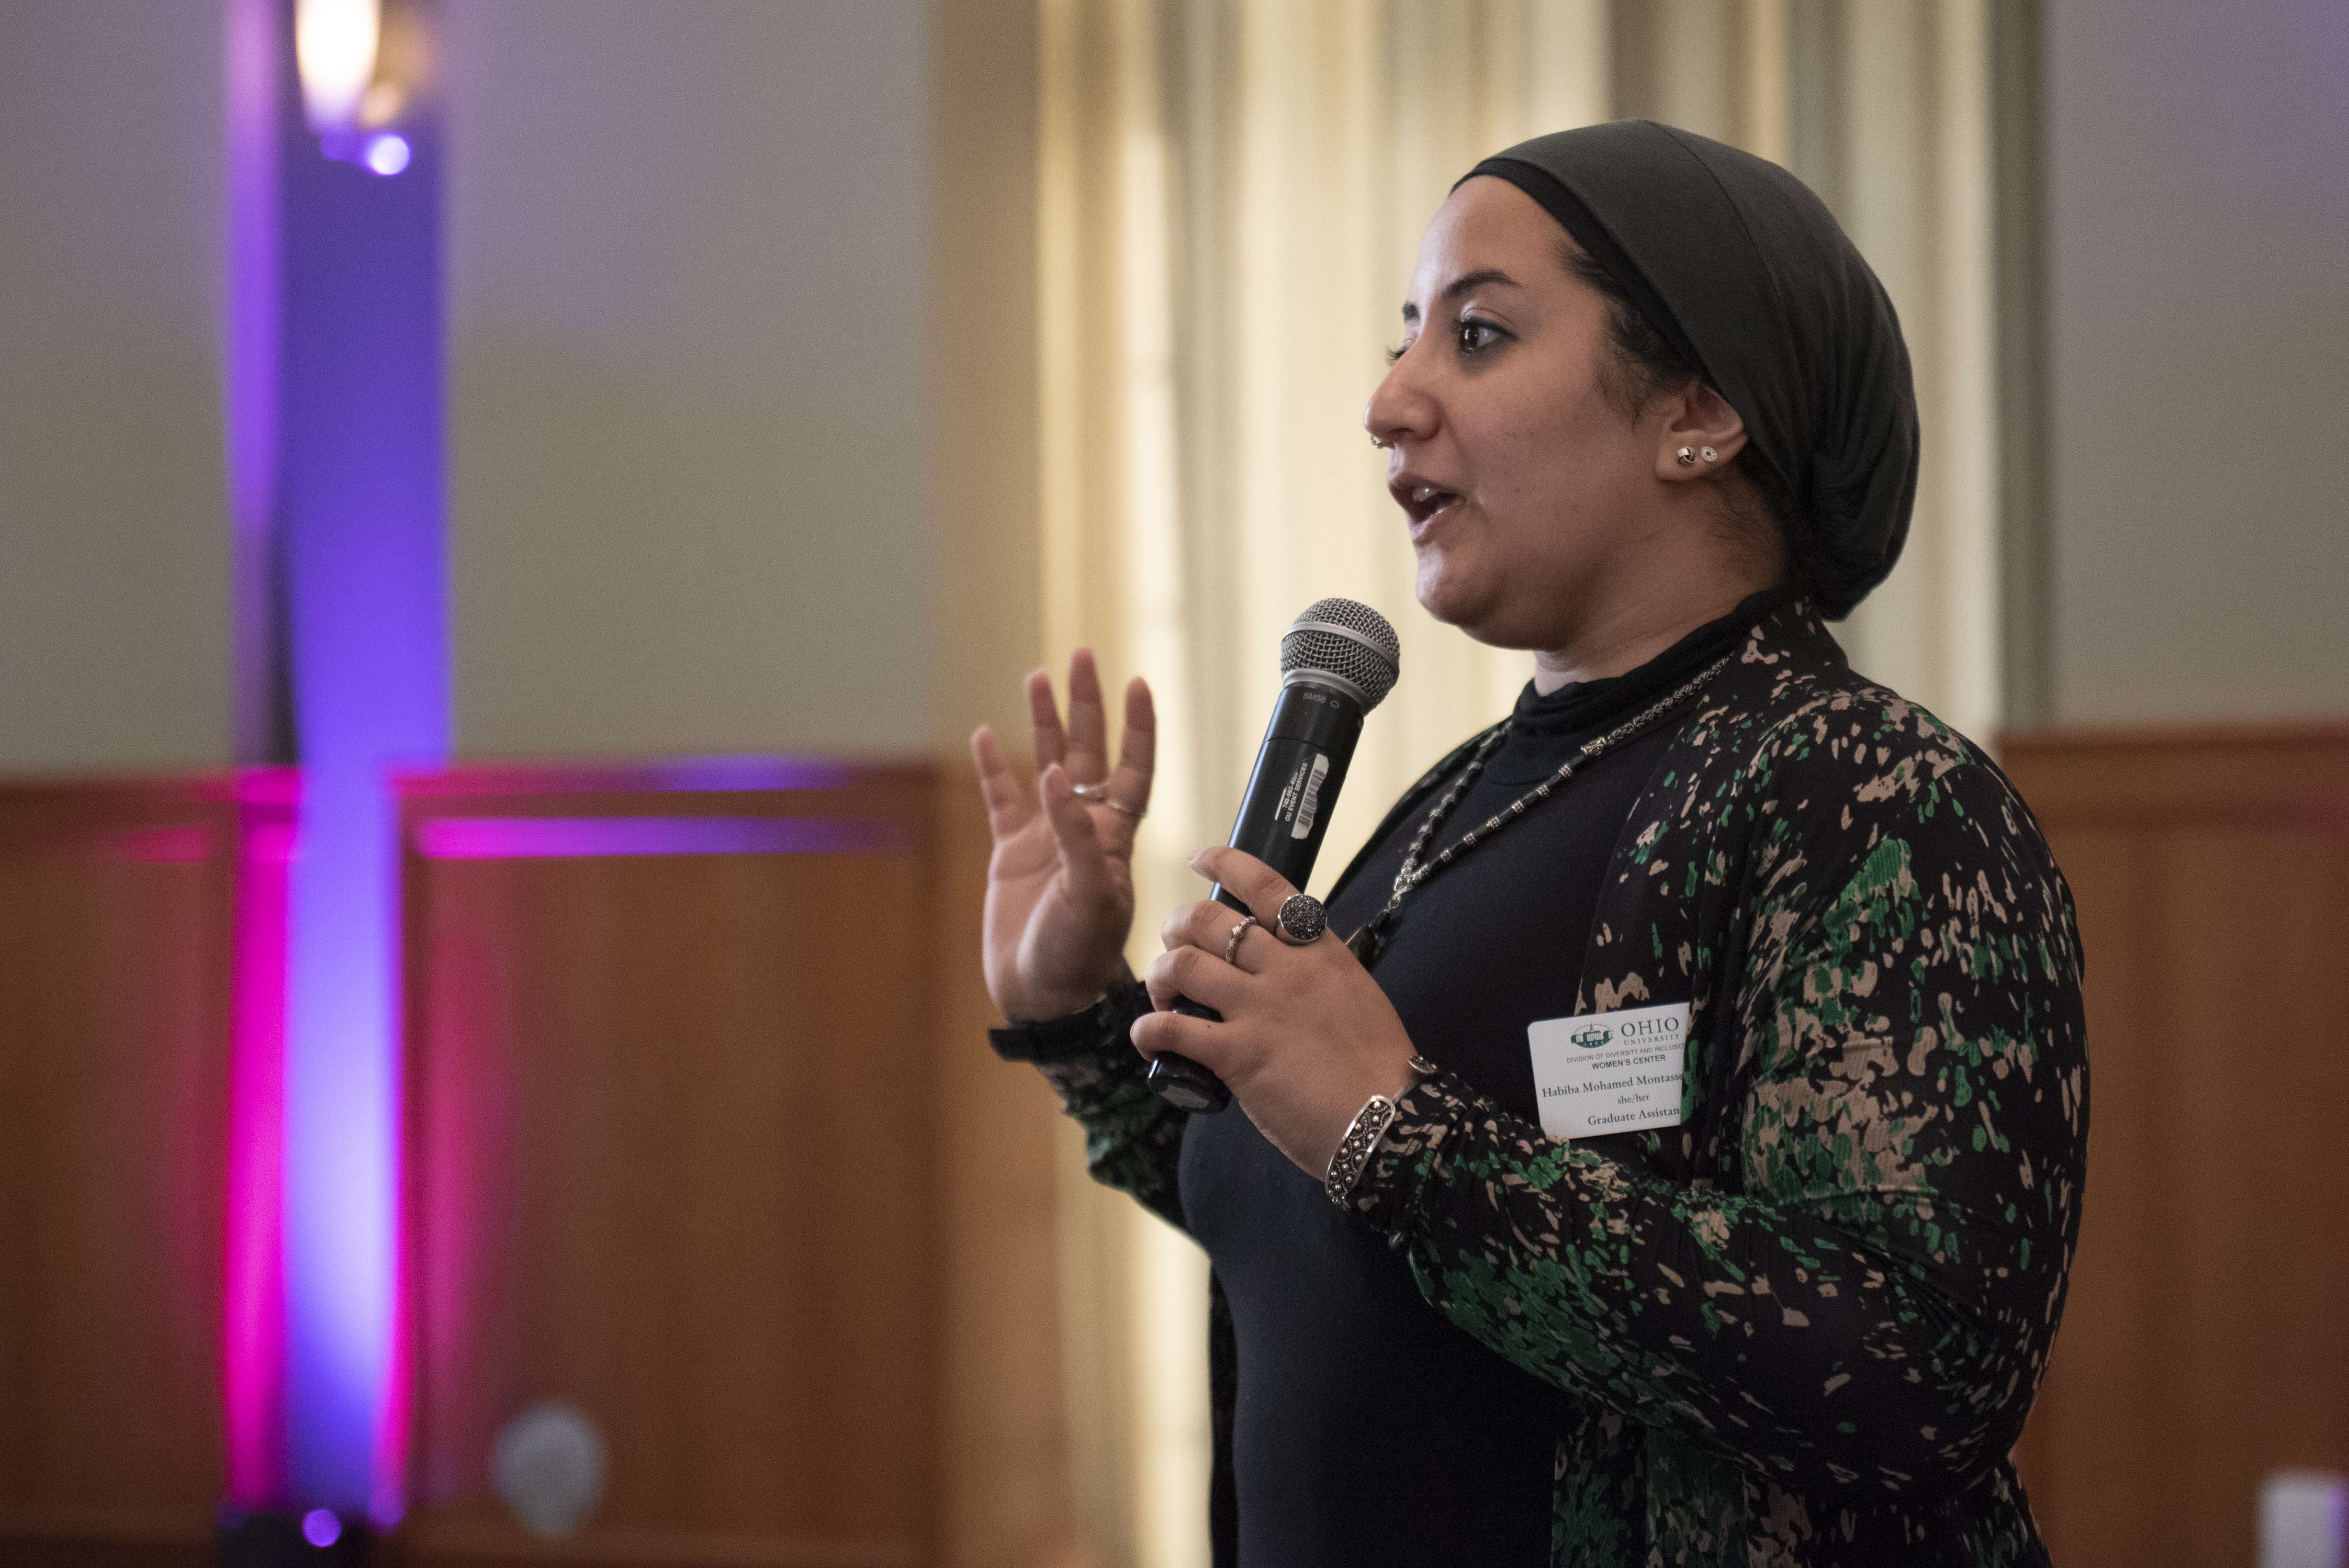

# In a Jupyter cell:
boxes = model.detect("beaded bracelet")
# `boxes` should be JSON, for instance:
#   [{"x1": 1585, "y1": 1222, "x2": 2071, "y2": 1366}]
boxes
[
  {"x1": 1323, "y1": 1095, "x2": 1400, "y2": 1207},
  {"x1": 1323, "y1": 1056, "x2": 1439, "y2": 1208}
]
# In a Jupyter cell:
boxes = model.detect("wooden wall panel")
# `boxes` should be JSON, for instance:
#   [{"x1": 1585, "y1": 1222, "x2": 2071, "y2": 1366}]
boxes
[
  {"x1": 2002, "y1": 727, "x2": 2349, "y2": 1568},
  {"x1": 0, "y1": 779, "x2": 263, "y2": 1568},
  {"x1": 930, "y1": 757, "x2": 1084, "y2": 1568},
  {"x1": 0, "y1": 760, "x2": 1084, "y2": 1568},
  {"x1": 395, "y1": 765, "x2": 947, "y2": 1568}
]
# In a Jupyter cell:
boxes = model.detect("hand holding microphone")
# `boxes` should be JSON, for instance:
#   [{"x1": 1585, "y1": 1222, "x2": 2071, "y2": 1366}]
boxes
[
  {"x1": 1143, "y1": 599, "x2": 1400, "y2": 1112},
  {"x1": 973, "y1": 600, "x2": 1405, "y2": 1144},
  {"x1": 1135, "y1": 841, "x2": 1423, "y2": 1179}
]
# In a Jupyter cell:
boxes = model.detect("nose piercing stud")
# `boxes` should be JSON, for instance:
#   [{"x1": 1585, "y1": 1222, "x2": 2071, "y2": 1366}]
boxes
[
  {"x1": 1700, "y1": 445, "x2": 1718, "y2": 462},
  {"x1": 1370, "y1": 434, "x2": 1390, "y2": 449},
  {"x1": 1675, "y1": 446, "x2": 1696, "y2": 466}
]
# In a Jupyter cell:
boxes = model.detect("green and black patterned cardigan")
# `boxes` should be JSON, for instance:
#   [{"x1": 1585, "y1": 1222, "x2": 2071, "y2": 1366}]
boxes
[{"x1": 995, "y1": 603, "x2": 2088, "y2": 1566}]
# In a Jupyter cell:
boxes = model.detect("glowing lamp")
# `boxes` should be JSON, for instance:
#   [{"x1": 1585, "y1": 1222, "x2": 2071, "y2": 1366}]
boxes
[
  {"x1": 361, "y1": 134, "x2": 410, "y2": 177},
  {"x1": 294, "y1": 0, "x2": 379, "y2": 134}
]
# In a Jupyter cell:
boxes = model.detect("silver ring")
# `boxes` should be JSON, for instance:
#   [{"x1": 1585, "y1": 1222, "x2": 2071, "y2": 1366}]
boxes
[
  {"x1": 1070, "y1": 780, "x2": 1142, "y2": 819},
  {"x1": 1274, "y1": 893, "x2": 1328, "y2": 945},
  {"x1": 1222, "y1": 916, "x2": 1258, "y2": 966}
]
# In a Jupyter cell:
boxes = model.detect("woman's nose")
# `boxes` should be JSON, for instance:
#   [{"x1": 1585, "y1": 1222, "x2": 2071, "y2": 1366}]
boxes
[{"x1": 1364, "y1": 351, "x2": 1438, "y2": 450}]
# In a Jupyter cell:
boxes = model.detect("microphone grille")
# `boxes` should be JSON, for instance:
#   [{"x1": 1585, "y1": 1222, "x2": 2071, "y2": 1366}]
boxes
[{"x1": 1280, "y1": 598, "x2": 1401, "y2": 711}]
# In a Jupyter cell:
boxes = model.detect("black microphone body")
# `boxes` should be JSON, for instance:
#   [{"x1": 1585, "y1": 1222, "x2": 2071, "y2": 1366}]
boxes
[
  {"x1": 1215, "y1": 678, "x2": 1365, "y2": 894},
  {"x1": 1146, "y1": 601, "x2": 1398, "y2": 1113}
]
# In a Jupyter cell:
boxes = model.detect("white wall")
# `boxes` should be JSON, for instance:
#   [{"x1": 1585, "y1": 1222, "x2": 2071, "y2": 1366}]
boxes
[
  {"x1": 443, "y1": 0, "x2": 933, "y2": 760},
  {"x1": 0, "y1": 0, "x2": 233, "y2": 773},
  {"x1": 2045, "y1": 0, "x2": 2349, "y2": 722}
]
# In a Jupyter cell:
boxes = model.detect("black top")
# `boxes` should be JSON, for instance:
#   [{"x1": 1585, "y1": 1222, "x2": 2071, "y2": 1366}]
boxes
[{"x1": 1178, "y1": 594, "x2": 1771, "y2": 1568}]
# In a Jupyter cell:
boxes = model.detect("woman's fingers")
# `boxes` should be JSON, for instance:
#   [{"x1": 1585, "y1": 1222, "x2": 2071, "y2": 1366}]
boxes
[
  {"x1": 1063, "y1": 649, "x2": 1110, "y2": 782},
  {"x1": 970, "y1": 725, "x2": 1034, "y2": 839},
  {"x1": 1038, "y1": 764, "x2": 1116, "y2": 910},
  {"x1": 1189, "y1": 846, "x2": 1301, "y2": 927},
  {"x1": 1140, "y1": 943, "x2": 1251, "y2": 1019},
  {"x1": 1026, "y1": 668, "x2": 1068, "y2": 770},
  {"x1": 1023, "y1": 655, "x2": 1151, "y2": 832},
  {"x1": 1107, "y1": 676, "x2": 1157, "y2": 817},
  {"x1": 1161, "y1": 898, "x2": 1269, "y2": 973},
  {"x1": 1129, "y1": 1001, "x2": 1232, "y2": 1068}
]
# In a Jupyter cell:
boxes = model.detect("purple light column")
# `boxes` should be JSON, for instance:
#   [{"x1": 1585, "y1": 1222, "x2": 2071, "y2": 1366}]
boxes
[
  {"x1": 275, "y1": 1, "x2": 447, "y2": 1522},
  {"x1": 223, "y1": 0, "x2": 290, "y2": 1509}
]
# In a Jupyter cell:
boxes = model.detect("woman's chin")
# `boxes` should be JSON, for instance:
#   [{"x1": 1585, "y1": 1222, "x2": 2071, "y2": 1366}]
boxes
[
  {"x1": 1412, "y1": 568, "x2": 1470, "y2": 629},
  {"x1": 1414, "y1": 555, "x2": 1499, "y2": 634},
  {"x1": 1416, "y1": 566, "x2": 1570, "y2": 651}
]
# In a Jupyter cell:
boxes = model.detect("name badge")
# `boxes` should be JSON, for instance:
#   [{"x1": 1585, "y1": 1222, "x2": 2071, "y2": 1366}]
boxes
[{"x1": 1527, "y1": 1001, "x2": 1692, "y2": 1140}]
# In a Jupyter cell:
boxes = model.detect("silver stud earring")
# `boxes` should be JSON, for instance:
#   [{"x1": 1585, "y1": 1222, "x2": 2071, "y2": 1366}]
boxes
[
  {"x1": 1700, "y1": 445, "x2": 1719, "y2": 463},
  {"x1": 1675, "y1": 446, "x2": 1696, "y2": 467}
]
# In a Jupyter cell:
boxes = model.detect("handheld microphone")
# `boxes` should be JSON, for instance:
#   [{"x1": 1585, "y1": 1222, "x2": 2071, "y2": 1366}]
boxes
[{"x1": 1146, "y1": 598, "x2": 1401, "y2": 1113}]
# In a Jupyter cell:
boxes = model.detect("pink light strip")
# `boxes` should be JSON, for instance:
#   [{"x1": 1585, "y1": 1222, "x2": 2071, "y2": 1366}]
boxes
[
  {"x1": 390, "y1": 756, "x2": 863, "y2": 800},
  {"x1": 412, "y1": 816, "x2": 911, "y2": 860},
  {"x1": 223, "y1": 771, "x2": 298, "y2": 1506}
]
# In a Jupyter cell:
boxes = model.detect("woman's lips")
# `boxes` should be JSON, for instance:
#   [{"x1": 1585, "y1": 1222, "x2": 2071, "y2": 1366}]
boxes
[
  {"x1": 1394, "y1": 479, "x2": 1463, "y2": 527},
  {"x1": 1405, "y1": 486, "x2": 1463, "y2": 537}
]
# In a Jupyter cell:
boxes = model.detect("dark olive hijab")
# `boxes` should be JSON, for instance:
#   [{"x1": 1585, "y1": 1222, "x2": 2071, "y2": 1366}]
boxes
[{"x1": 1464, "y1": 120, "x2": 1918, "y2": 619}]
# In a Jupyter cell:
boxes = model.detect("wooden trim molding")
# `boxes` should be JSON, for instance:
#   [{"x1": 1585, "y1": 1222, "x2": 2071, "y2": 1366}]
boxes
[
  {"x1": 0, "y1": 1503, "x2": 215, "y2": 1564},
  {"x1": 2001, "y1": 723, "x2": 2349, "y2": 824},
  {"x1": 391, "y1": 1518, "x2": 920, "y2": 1568}
]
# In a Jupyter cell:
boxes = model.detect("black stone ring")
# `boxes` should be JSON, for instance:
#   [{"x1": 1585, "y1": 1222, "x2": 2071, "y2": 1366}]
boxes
[{"x1": 1274, "y1": 893, "x2": 1329, "y2": 945}]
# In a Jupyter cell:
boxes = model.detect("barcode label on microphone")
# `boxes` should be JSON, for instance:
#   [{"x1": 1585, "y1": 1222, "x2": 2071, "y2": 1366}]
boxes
[{"x1": 1291, "y1": 753, "x2": 1331, "y2": 839}]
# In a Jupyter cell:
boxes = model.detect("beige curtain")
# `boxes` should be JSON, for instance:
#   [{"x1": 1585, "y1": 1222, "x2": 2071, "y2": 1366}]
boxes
[
  {"x1": 1034, "y1": 4, "x2": 1999, "y2": 1563},
  {"x1": 1823, "y1": 0, "x2": 2002, "y2": 742}
]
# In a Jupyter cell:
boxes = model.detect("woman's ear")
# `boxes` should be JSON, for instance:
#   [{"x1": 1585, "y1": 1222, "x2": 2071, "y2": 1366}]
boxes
[{"x1": 1653, "y1": 381, "x2": 1749, "y2": 482}]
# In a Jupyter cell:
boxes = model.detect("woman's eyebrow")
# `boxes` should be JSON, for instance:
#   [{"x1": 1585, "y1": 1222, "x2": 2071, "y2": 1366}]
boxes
[{"x1": 1400, "y1": 268, "x2": 1522, "y2": 324}]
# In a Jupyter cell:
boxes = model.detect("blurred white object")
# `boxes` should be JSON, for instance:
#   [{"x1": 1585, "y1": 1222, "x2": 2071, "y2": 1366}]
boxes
[
  {"x1": 293, "y1": 0, "x2": 379, "y2": 133},
  {"x1": 2261, "y1": 1471, "x2": 2349, "y2": 1568},
  {"x1": 492, "y1": 1401, "x2": 608, "y2": 1537}
]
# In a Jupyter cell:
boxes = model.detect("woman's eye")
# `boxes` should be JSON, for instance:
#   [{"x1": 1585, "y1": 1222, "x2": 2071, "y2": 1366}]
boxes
[
  {"x1": 1456, "y1": 318, "x2": 1503, "y2": 354},
  {"x1": 1384, "y1": 337, "x2": 1414, "y2": 365}
]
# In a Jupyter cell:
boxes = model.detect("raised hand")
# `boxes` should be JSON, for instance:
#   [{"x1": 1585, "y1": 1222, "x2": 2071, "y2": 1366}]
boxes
[{"x1": 970, "y1": 649, "x2": 1157, "y2": 1024}]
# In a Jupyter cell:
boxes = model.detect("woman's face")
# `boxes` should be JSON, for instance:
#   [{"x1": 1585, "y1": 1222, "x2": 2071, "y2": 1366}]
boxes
[{"x1": 1366, "y1": 177, "x2": 1672, "y2": 651}]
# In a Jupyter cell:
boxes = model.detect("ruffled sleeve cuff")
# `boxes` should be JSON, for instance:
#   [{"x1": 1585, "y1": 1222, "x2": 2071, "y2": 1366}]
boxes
[
  {"x1": 988, "y1": 979, "x2": 1152, "y2": 1066},
  {"x1": 1343, "y1": 1068, "x2": 1485, "y2": 1232},
  {"x1": 1353, "y1": 1065, "x2": 1569, "y2": 1239}
]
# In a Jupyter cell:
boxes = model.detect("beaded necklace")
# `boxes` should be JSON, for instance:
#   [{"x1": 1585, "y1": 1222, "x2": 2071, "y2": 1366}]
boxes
[{"x1": 1345, "y1": 651, "x2": 1736, "y2": 970}]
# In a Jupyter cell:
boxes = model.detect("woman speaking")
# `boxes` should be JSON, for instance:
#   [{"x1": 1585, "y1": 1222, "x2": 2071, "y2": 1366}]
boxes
[{"x1": 971, "y1": 122, "x2": 2087, "y2": 1568}]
